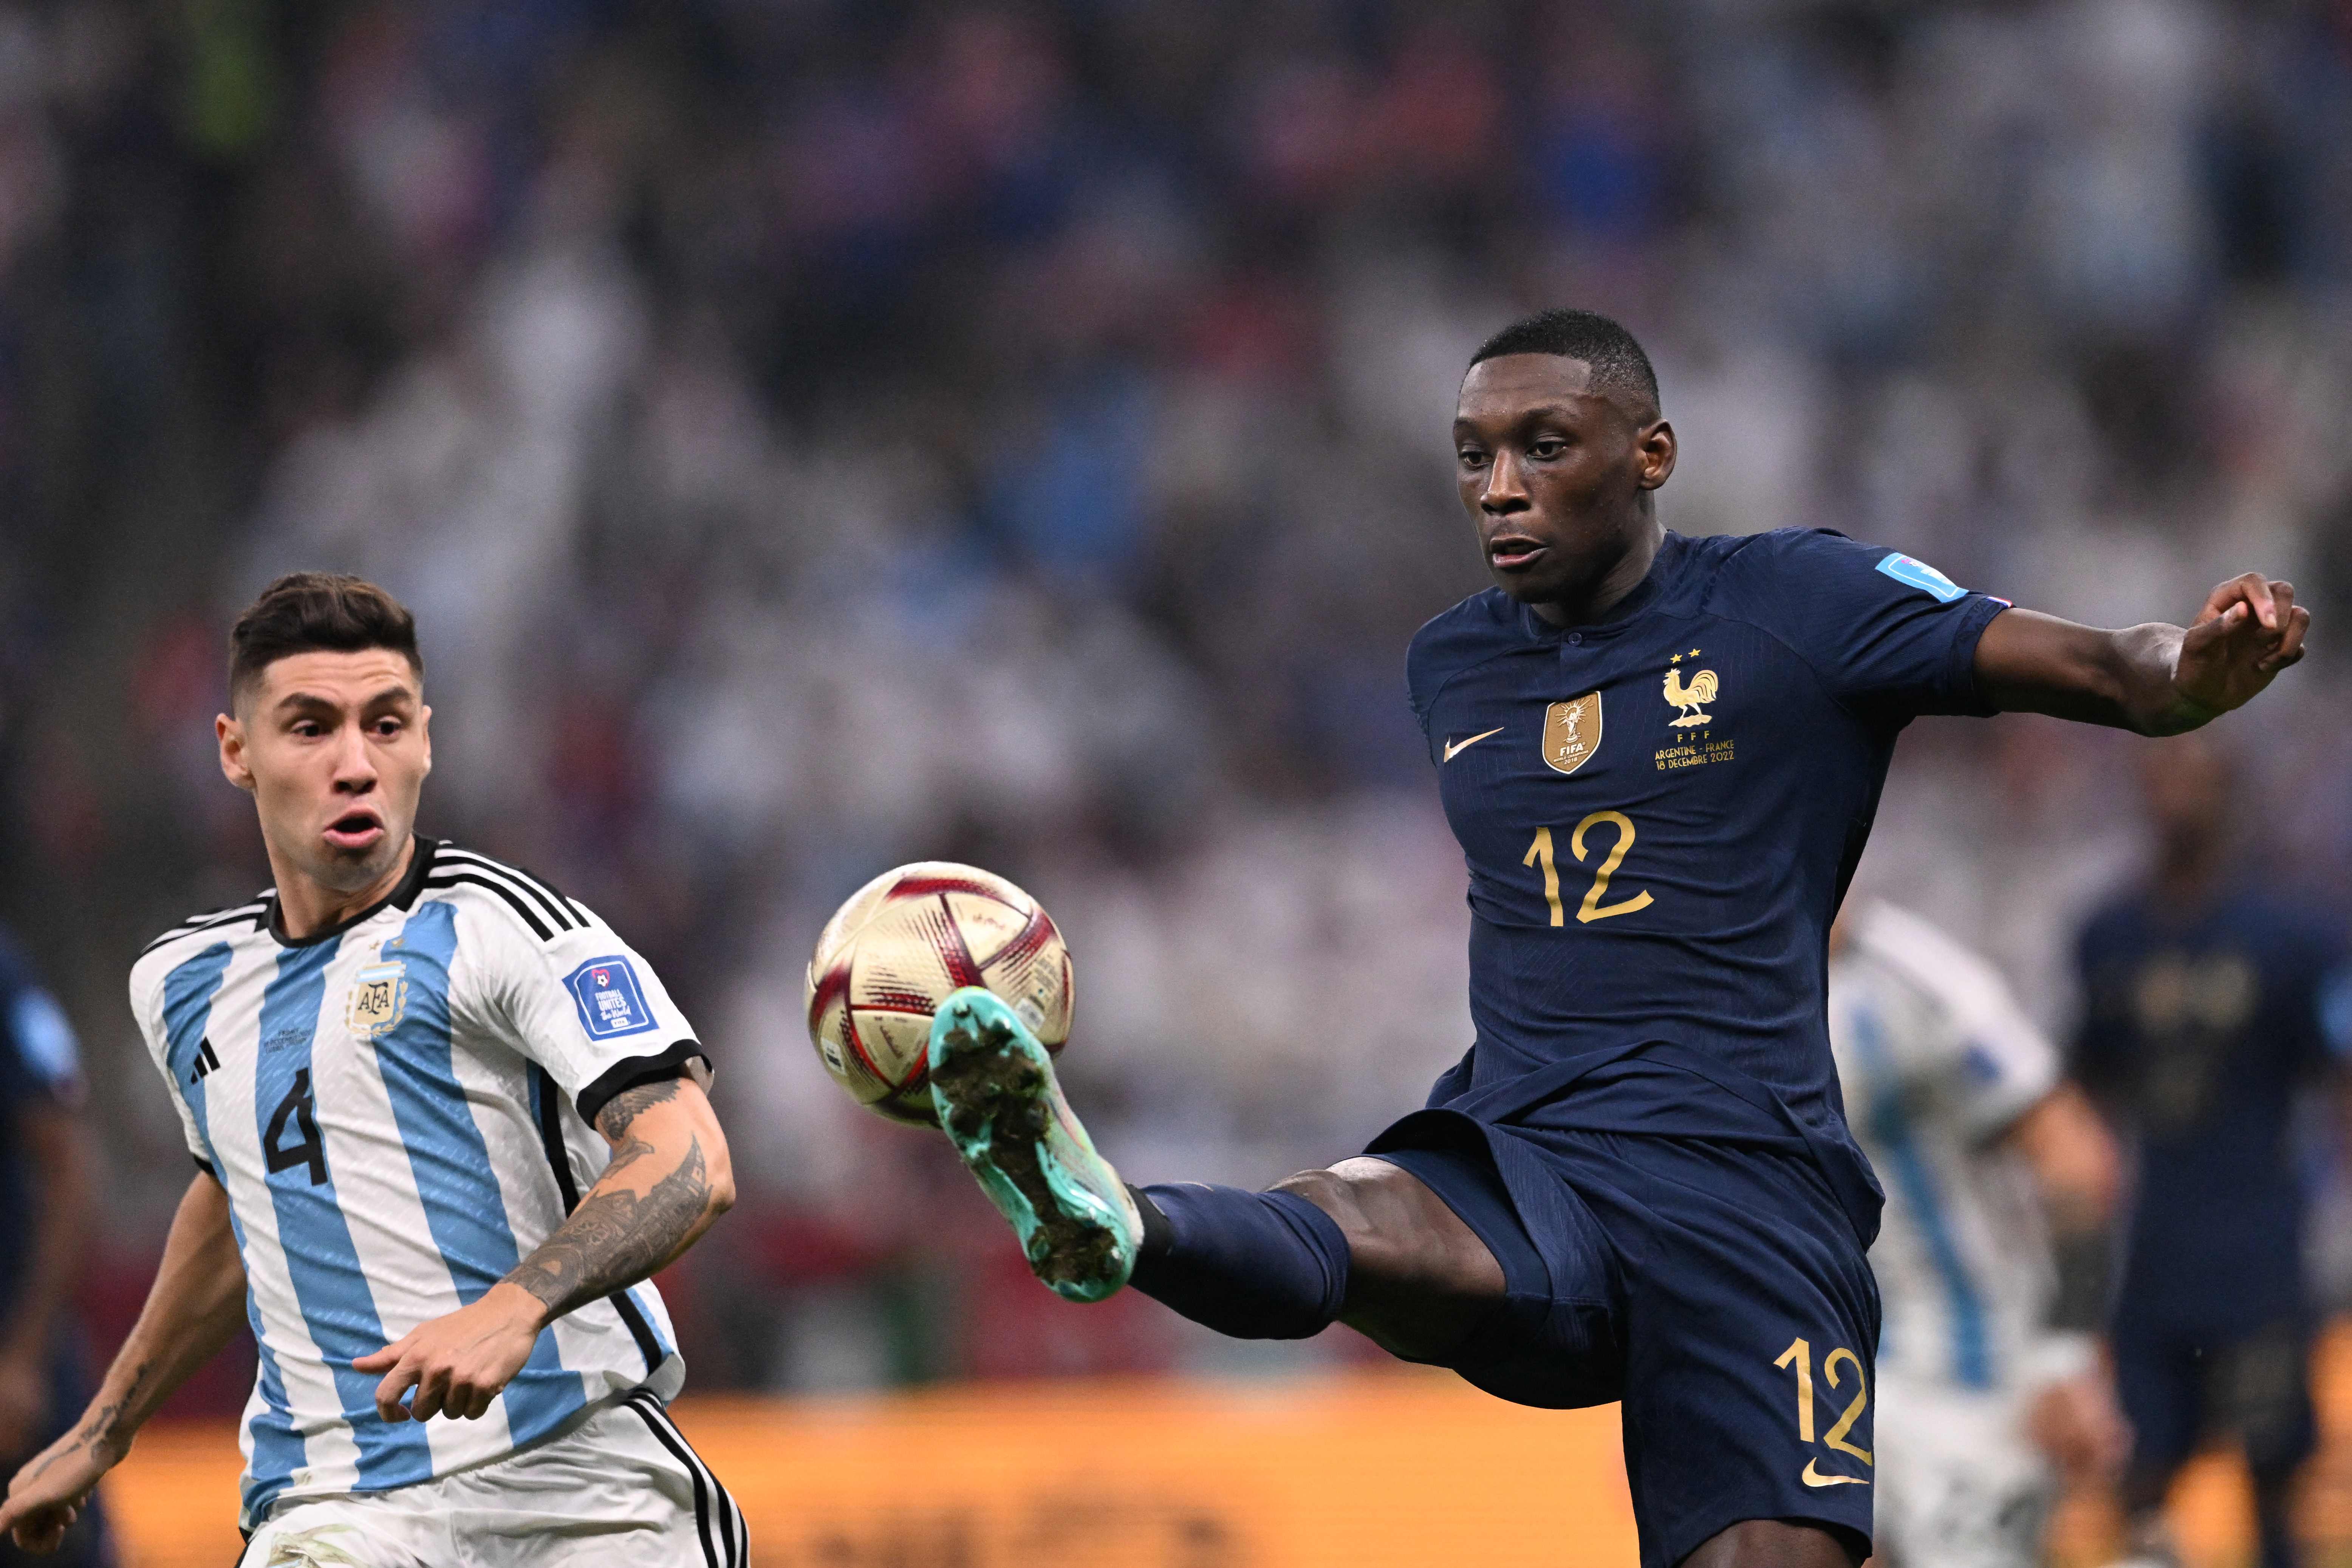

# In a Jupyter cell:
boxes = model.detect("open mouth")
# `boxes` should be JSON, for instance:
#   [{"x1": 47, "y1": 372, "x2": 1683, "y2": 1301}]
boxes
[
  {"x1": 323, "y1": 810, "x2": 385, "y2": 852},
  {"x1": 1487, "y1": 536, "x2": 1547, "y2": 572}
]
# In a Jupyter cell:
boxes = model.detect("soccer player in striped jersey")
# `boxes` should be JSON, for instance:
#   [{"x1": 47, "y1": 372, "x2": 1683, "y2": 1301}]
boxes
[
  {"x1": 0, "y1": 574, "x2": 744, "y2": 1567},
  {"x1": 1828, "y1": 900, "x2": 2127, "y2": 1568}
]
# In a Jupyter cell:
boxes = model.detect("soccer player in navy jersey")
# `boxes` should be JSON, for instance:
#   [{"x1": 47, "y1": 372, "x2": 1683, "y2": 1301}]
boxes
[
  {"x1": 921, "y1": 309, "x2": 2309, "y2": 1568},
  {"x1": 2075, "y1": 734, "x2": 2350, "y2": 1568}
]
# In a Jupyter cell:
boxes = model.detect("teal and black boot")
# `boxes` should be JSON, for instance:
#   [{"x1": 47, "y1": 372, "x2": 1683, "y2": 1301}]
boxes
[{"x1": 928, "y1": 988, "x2": 1141, "y2": 1303}]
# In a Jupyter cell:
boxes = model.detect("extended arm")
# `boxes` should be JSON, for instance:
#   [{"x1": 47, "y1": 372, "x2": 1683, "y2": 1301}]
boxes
[
  {"x1": 355, "y1": 1074, "x2": 733, "y2": 1422},
  {"x1": 0, "y1": 1104, "x2": 95, "y2": 1457},
  {"x1": 2001, "y1": 1084, "x2": 2129, "y2": 1484},
  {"x1": 1974, "y1": 574, "x2": 2308, "y2": 735},
  {"x1": 0, "y1": 1172, "x2": 247, "y2": 1551}
]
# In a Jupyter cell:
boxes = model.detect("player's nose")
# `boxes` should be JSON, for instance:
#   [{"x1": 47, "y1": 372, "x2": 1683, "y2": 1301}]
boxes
[
  {"x1": 1480, "y1": 449, "x2": 1530, "y2": 512},
  {"x1": 328, "y1": 721, "x2": 378, "y2": 786}
]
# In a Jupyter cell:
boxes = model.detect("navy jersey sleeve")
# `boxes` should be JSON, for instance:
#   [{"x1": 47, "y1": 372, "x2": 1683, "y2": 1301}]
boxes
[
  {"x1": 0, "y1": 940, "x2": 82, "y2": 1114},
  {"x1": 1713, "y1": 529, "x2": 2008, "y2": 722}
]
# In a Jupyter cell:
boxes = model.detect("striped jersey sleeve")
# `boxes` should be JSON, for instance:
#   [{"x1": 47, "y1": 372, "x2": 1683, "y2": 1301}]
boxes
[{"x1": 426, "y1": 848, "x2": 705, "y2": 1126}]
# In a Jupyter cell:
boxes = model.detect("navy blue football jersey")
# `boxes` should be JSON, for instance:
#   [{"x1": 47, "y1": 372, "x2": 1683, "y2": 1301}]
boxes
[
  {"x1": 1409, "y1": 528, "x2": 2007, "y2": 1170},
  {"x1": 2074, "y1": 889, "x2": 2352, "y2": 1328},
  {"x1": 0, "y1": 930, "x2": 82, "y2": 1309}
]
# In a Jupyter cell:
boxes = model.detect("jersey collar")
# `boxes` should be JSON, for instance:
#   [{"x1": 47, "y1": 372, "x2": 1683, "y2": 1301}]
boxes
[
  {"x1": 264, "y1": 836, "x2": 441, "y2": 948},
  {"x1": 1515, "y1": 531, "x2": 1683, "y2": 644}
]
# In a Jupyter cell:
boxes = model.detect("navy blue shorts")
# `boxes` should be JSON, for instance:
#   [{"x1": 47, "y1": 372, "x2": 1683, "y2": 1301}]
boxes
[{"x1": 1370, "y1": 1110, "x2": 1881, "y2": 1568}]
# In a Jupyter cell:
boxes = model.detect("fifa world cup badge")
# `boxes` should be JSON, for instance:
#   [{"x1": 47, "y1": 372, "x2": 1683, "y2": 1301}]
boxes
[
  {"x1": 1543, "y1": 691, "x2": 1603, "y2": 775},
  {"x1": 347, "y1": 959, "x2": 409, "y2": 1039}
]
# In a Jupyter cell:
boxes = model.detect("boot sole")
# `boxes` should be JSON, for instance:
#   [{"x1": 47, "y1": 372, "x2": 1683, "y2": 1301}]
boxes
[{"x1": 930, "y1": 1001, "x2": 1127, "y2": 1301}]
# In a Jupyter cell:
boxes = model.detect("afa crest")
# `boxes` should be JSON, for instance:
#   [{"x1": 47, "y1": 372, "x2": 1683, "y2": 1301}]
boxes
[
  {"x1": 1543, "y1": 692, "x2": 1603, "y2": 775},
  {"x1": 347, "y1": 959, "x2": 408, "y2": 1039}
]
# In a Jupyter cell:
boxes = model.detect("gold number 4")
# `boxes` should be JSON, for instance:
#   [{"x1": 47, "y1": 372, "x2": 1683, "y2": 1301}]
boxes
[
  {"x1": 1524, "y1": 814, "x2": 1655, "y2": 928},
  {"x1": 1773, "y1": 1338, "x2": 1872, "y2": 1465}
]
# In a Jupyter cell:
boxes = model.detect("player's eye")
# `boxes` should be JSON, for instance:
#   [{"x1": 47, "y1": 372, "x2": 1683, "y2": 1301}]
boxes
[
  {"x1": 292, "y1": 721, "x2": 323, "y2": 738},
  {"x1": 372, "y1": 719, "x2": 402, "y2": 737},
  {"x1": 1457, "y1": 447, "x2": 1489, "y2": 467},
  {"x1": 1529, "y1": 438, "x2": 1568, "y2": 460}
]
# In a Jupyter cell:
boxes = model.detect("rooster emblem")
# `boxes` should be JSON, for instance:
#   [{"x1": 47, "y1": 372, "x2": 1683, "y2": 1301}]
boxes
[{"x1": 1662, "y1": 652, "x2": 1718, "y2": 727}]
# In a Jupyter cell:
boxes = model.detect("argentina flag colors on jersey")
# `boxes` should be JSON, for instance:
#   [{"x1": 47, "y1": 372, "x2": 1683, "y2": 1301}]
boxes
[
  {"x1": 1827, "y1": 900, "x2": 2061, "y2": 1394},
  {"x1": 129, "y1": 840, "x2": 703, "y2": 1529}
]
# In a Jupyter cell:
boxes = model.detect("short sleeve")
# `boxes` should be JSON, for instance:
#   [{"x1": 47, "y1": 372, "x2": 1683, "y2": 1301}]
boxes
[
  {"x1": 1941, "y1": 980, "x2": 2061, "y2": 1143},
  {"x1": 1856, "y1": 902, "x2": 2058, "y2": 1141},
  {"x1": 483, "y1": 907, "x2": 706, "y2": 1126},
  {"x1": 128, "y1": 963, "x2": 212, "y2": 1171},
  {"x1": 1718, "y1": 530, "x2": 2008, "y2": 721}
]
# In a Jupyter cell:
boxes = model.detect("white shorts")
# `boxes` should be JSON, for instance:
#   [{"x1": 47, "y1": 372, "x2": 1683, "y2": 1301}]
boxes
[
  {"x1": 1872, "y1": 1372, "x2": 2053, "y2": 1568},
  {"x1": 239, "y1": 1390, "x2": 747, "y2": 1568}
]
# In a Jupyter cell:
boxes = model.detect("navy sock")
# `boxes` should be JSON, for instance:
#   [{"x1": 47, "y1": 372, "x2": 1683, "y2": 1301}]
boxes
[{"x1": 1126, "y1": 1183, "x2": 1350, "y2": 1340}]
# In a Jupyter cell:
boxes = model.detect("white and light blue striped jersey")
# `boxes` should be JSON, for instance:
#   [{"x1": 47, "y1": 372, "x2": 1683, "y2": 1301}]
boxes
[
  {"x1": 130, "y1": 839, "x2": 703, "y2": 1529},
  {"x1": 1827, "y1": 900, "x2": 2062, "y2": 1395}
]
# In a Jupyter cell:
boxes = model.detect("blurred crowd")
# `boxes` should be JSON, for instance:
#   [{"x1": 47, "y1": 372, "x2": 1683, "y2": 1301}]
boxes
[{"x1": 2, "y1": 0, "x2": 2351, "y2": 1409}]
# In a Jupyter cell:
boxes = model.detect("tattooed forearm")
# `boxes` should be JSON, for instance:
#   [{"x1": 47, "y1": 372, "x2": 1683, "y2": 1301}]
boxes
[
  {"x1": 595, "y1": 1077, "x2": 683, "y2": 1141},
  {"x1": 503, "y1": 1139, "x2": 712, "y2": 1320}
]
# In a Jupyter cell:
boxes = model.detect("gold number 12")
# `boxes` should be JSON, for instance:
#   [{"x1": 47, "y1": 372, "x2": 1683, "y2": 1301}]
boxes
[
  {"x1": 1524, "y1": 812, "x2": 1655, "y2": 927},
  {"x1": 1773, "y1": 1337, "x2": 1872, "y2": 1464}
]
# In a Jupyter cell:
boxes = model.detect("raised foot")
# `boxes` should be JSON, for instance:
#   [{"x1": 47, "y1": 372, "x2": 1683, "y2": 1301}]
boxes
[{"x1": 928, "y1": 988, "x2": 1139, "y2": 1303}]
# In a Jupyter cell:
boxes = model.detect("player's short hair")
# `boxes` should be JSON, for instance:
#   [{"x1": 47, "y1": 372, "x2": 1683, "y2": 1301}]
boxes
[
  {"x1": 228, "y1": 572, "x2": 422, "y2": 701},
  {"x1": 1468, "y1": 308, "x2": 1660, "y2": 414}
]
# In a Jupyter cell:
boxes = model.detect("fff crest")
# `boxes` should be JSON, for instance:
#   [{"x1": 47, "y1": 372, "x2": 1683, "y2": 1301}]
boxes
[
  {"x1": 347, "y1": 959, "x2": 409, "y2": 1039},
  {"x1": 1543, "y1": 692, "x2": 1603, "y2": 775}
]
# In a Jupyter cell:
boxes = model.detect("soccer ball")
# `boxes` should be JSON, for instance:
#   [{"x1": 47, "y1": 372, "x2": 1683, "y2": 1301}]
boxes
[{"x1": 804, "y1": 862, "x2": 1074, "y2": 1126}]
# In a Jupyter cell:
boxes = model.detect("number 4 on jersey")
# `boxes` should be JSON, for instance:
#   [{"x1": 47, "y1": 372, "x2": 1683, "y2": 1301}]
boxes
[{"x1": 264, "y1": 1068, "x2": 329, "y2": 1186}]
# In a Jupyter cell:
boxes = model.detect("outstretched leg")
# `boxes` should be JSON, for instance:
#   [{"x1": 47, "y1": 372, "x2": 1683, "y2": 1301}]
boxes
[{"x1": 927, "y1": 989, "x2": 1507, "y2": 1353}]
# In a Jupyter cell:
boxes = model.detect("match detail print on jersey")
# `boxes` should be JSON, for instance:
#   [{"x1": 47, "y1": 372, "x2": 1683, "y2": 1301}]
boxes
[{"x1": 1542, "y1": 692, "x2": 1601, "y2": 775}]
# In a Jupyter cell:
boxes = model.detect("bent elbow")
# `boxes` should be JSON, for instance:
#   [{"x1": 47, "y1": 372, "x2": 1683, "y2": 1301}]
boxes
[{"x1": 700, "y1": 1139, "x2": 737, "y2": 1219}]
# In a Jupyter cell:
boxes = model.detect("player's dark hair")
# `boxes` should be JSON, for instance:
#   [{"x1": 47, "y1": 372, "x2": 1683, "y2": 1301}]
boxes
[
  {"x1": 1469, "y1": 308, "x2": 1660, "y2": 413},
  {"x1": 228, "y1": 572, "x2": 422, "y2": 699}
]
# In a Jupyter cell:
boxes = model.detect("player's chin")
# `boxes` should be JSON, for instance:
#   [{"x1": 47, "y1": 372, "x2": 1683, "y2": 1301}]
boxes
[{"x1": 1487, "y1": 561, "x2": 1571, "y2": 603}]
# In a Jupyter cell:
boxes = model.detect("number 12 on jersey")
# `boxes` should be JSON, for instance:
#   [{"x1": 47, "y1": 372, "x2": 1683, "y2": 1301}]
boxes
[{"x1": 1525, "y1": 813, "x2": 1654, "y2": 927}]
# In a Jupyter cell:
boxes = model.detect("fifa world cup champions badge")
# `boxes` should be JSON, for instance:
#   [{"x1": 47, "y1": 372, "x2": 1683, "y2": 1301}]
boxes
[{"x1": 1543, "y1": 692, "x2": 1602, "y2": 776}]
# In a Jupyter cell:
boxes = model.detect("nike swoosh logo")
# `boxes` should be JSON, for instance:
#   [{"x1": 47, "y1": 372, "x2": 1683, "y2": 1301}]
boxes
[
  {"x1": 1800, "y1": 1460, "x2": 1869, "y2": 1489},
  {"x1": 1444, "y1": 727, "x2": 1504, "y2": 763}
]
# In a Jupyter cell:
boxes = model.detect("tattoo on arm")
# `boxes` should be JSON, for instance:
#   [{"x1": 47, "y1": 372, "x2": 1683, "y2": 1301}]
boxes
[
  {"x1": 594, "y1": 1077, "x2": 683, "y2": 1142},
  {"x1": 502, "y1": 1136, "x2": 711, "y2": 1321}
]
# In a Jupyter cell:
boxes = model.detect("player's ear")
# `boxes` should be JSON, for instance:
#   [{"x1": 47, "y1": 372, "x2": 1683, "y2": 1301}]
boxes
[
  {"x1": 1635, "y1": 418, "x2": 1675, "y2": 491},
  {"x1": 217, "y1": 712, "x2": 255, "y2": 794},
  {"x1": 417, "y1": 702, "x2": 432, "y2": 778}
]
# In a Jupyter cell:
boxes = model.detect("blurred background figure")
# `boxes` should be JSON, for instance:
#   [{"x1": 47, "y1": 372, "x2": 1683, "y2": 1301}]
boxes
[
  {"x1": 0, "y1": 6, "x2": 2345, "y2": 1548},
  {"x1": 0, "y1": 932, "x2": 101, "y2": 1568},
  {"x1": 1829, "y1": 900, "x2": 2127, "y2": 1568},
  {"x1": 2073, "y1": 733, "x2": 2352, "y2": 1568}
]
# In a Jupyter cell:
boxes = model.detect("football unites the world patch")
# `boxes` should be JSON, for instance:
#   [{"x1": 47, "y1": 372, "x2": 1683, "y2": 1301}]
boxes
[
  {"x1": 1874, "y1": 552, "x2": 1968, "y2": 603},
  {"x1": 566, "y1": 955, "x2": 659, "y2": 1039}
]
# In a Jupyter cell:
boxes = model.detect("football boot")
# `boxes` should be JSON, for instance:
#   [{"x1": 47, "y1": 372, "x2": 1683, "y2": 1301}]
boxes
[{"x1": 928, "y1": 987, "x2": 1140, "y2": 1303}]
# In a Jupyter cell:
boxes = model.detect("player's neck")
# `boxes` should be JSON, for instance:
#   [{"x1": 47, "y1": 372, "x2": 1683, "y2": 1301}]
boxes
[
  {"x1": 270, "y1": 833, "x2": 417, "y2": 941},
  {"x1": 1527, "y1": 520, "x2": 1663, "y2": 628}
]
